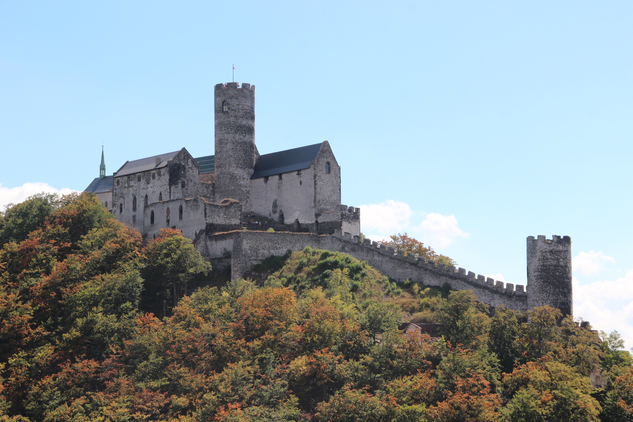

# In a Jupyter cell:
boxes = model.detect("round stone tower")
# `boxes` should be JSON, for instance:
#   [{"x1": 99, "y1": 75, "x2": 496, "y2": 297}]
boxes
[
  {"x1": 214, "y1": 82, "x2": 257, "y2": 210},
  {"x1": 526, "y1": 235, "x2": 573, "y2": 316}
]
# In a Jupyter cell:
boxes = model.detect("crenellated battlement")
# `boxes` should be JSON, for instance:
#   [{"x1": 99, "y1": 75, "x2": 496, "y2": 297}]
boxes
[
  {"x1": 339, "y1": 204, "x2": 361, "y2": 216},
  {"x1": 332, "y1": 230, "x2": 526, "y2": 298},
  {"x1": 528, "y1": 235, "x2": 571, "y2": 245},
  {"x1": 215, "y1": 82, "x2": 256, "y2": 92}
]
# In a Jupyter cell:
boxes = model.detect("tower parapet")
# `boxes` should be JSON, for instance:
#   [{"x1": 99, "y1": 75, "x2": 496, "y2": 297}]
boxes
[
  {"x1": 214, "y1": 82, "x2": 257, "y2": 209},
  {"x1": 527, "y1": 235, "x2": 572, "y2": 316}
]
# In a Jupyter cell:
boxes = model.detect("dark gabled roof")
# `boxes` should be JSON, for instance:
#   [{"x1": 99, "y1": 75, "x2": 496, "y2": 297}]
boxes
[
  {"x1": 114, "y1": 150, "x2": 180, "y2": 177},
  {"x1": 85, "y1": 176, "x2": 113, "y2": 194},
  {"x1": 195, "y1": 155, "x2": 215, "y2": 174},
  {"x1": 251, "y1": 143, "x2": 322, "y2": 179}
]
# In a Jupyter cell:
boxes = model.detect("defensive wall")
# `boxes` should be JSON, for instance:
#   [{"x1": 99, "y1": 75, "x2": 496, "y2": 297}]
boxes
[{"x1": 194, "y1": 229, "x2": 567, "y2": 314}]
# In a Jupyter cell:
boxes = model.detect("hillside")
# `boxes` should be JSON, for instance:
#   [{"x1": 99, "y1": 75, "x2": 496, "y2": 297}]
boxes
[{"x1": 0, "y1": 193, "x2": 632, "y2": 421}]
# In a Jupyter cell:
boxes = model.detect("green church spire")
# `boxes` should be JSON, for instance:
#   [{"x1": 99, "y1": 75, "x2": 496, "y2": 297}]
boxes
[{"x1": 99, "y1": 146, "x2": 106, "y2": 179}]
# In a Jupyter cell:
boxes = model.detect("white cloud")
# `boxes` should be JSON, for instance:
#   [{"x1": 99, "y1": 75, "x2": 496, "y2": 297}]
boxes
[
  {"x1": 415, "y1": 213, "x2": 469, "y2": 249},
  {"x1": 0, "y1": 183, "x2": 78, "y2": 212},
  {"x1": 574, "y1": 271, "x2": 633, "y2": 351},
  {"x1": 573, "y1": 250, "x2": 615, "y2": 276},
  {"x1": 359, "y1": 201, "x2": 468, "y2": 249},
  {"x1": 359, "y1": 200, "x2": 414, "y2": 241}
]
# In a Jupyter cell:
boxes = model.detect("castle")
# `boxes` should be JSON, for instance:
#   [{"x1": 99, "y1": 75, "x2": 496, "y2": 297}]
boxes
[{"x1": 86, "y1": 82, "x2": 573, "y2": 316}]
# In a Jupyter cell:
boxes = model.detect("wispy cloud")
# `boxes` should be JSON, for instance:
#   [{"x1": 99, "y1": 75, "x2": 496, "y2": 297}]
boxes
[
  {"x1": 359, "y1": 200, "x2": 468, "y2": 249},
  {"x1": 574, "y1": 270, "x2": 633, "y2": 351},
  {"x1": 0, "y1": 183, "x2": 78, "y2": 211},
  {"x1": 573, "y1": 250, "x2": 615, "y2": 276}
]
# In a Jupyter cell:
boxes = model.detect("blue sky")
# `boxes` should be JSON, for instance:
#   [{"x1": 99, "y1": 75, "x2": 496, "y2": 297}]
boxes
[{"x1": 1, "y1": 1, "x2": 632, "y2": 348}]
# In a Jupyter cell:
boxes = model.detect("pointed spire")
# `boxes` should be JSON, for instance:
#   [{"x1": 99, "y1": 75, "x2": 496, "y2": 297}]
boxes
[{"x1": 99, "y1": 146, "x2": 106, "y2": 179}]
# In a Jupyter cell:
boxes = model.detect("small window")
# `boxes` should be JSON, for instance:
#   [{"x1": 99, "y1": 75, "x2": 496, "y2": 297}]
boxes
[
  {"x1": 152, "y1": 172, "x2": 156, "y2": 180},
  {"x1": 116, "y1": 179, "x2": 120, "y2": 186},
  {"x1": 166, "y1": 208, "x2": 170, "y2": 225},
  {"x1": 222, "y1": 100, "x2": 229, "y2": 113},
  {"x1": 179, "y1": 205, "x2": 183, "y2": 220},
  {"x1": 159, "y1": 192, "x2": 162, "y2": 202},
  {"x1": 150, "y1": 210, "x2": 155, "y2": 224},
  {"x1": 132, "y1": 196, "x2": 137, "y2": 212},
  {"x1": 137, "y1": 175, "x2": 141, "y2": 182},
  {"x1": 105, "y1": 201, "x2": 108, "y2": 209},
  {"x1": 297, "y1": 170, "x2": 301, "y2": 176},
  {"x1": 119, "y1": 203, "x2": 123, "y2": 213},
  {"x1": 279, "y1": 174, "x2": 283, "y2": 181},
  {"x1": 325, "y1": 162, "x2": 331, "y2": 174},
  {"x1": 181, "y1": 181, "x2": 185, "y2": 189},
  {"x1": 144, "y1": 195, "x2": 148, "y2": 208},
  {"x1": 264, "y1": 176, "x2": 269, "y2": 183}
]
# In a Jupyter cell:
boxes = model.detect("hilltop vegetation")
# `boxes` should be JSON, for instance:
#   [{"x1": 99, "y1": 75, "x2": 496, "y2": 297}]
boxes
[{"x1": 0, "y1": 193, "x2": 631, "y2": 421}]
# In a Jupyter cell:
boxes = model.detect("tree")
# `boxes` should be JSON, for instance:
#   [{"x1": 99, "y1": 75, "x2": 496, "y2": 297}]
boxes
[
  {"x1": 385, "y1": 233, "x2": 456, "y2": 266},
  {"x1": 502, "y1": 360, "x2": 601, "y2": 422},
  {"x1": 488, "y1": 306, "x2": 521, "y2": 374},
  {"x1": 436, "y1": 290, "x2": 489, "y2": 350},
  {"x1": 0, "y1": 193, "x2": 60, "y2": 247},
  {"x1": 314, "y1": 385, "x2": 397, "y2": 422},
  {"x1": 140, "y1": 228, "x2": 212, "y2": 313}
]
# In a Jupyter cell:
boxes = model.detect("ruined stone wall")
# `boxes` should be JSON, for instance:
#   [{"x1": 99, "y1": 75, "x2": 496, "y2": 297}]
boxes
[
  {"x1": 214, "y1": 83, "x2": 257, "y2": 209},
  {"x1": 527, "y1": 235, "x2": 573, "y2": 316},
  {"x1": 250, "y1": 167, "x2": 317, "y2": 225},
  {"x1": 200, "y1": 230, "x2": 529, "y2": 312}
]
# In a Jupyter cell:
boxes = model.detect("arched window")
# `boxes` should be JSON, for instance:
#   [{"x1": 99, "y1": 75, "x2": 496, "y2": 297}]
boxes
[
  {"x1": 132, "y1": 196, "x2": 137, "y2": 212},
  {"x1": 150, "y1": 211, "x2": 155, "y2": 224},
  {"x1": 144, "y1": 195, "x2": 148, "y2": 208},
  {"x1": 119, "y1": 203, "x2": 123, "y2": 213},
  {"x1": 159, "y1": 192, "x2": 163, "y2": 202},
  {"x1": 325, "y1": 162, "x2": 331, "y2": 174},
  {"x1": 166, "y1": 208, "x2": 170, "y2": 225},
  {"x1": 222, "y1": 100, "x2": 229, "y2": 113},
  {"x1": 179, "y1": 205, "x2": 183, "y2": 220}
]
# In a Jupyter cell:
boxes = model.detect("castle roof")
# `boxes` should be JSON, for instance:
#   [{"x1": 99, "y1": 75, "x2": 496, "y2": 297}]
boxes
[
  {"x1": 251, "y1": 143, "x2": 322, "y2": 179},
  {"x1": 85, "y1": 175, "x2": 113, "y2": 194},
  {"x1": 114, "y1": 150, "x2": 181, "y2": 177}
]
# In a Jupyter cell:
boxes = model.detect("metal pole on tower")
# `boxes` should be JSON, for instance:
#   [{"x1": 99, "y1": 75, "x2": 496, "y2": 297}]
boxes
[{"x1": 232, "y1": 64, "x2": 235, "y2": 82}]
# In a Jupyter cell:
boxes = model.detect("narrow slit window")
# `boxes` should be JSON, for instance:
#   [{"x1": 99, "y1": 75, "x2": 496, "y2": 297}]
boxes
[{"x1": 325, "y1": 162, "x2": 331, "y2": 174}]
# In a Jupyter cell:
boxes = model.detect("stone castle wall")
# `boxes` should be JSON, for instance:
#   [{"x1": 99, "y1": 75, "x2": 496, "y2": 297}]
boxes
[{"x1": 197, "y1": 230, "x2": 531, "y2": 312}]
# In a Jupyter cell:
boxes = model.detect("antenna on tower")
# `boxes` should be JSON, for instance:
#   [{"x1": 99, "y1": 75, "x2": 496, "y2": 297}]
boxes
[{"x1": 232, "y1": 64, "x2": 235, "y2": 82}]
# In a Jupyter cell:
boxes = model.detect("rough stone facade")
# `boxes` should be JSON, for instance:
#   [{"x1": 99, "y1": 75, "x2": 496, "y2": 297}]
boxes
[{"x1": 527, "y1": 235, "x2": 573, "y2": 316}]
